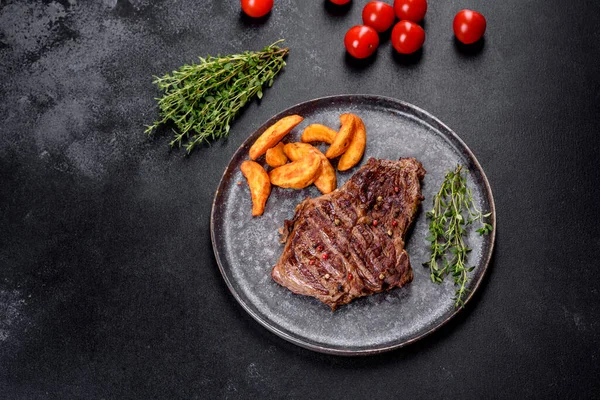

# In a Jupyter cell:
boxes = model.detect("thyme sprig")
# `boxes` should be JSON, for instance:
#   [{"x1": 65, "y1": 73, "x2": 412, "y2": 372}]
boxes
[
  {"x1": 424, "y1": 165, "x2": 493, "y2": 308},
  {"x1": 145, "y1": 40, "x2": 289, "y2": 153}
]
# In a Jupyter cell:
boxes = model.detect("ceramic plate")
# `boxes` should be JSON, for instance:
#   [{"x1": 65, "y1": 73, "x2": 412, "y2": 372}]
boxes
[{"x1": 210, "y1": 95, "x2": 495, "y2": 355}]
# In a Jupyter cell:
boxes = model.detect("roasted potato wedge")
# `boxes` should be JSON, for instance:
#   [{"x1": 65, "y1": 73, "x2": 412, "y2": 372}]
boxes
[
  {"x1": 337, "y1": 114, "x2": 366, "y2": 171},
  {"x1": 283, "y1": 142, "x2": 337, "y2": 194},
  {"x1": 240, "y1": 160, "x2": 271, "y2": 217},
  {"x1": 325, "y1": 113, "x2": 356, "y2": 159},
  {"x1": 269, "y1": 150, "x2": 321, "y2": 189},
  {"x1": 300, "y1": 124, "x2": 336, "y2": 144},
  {"x1": 265, "y1": 142, "x2": 288, "y2": 167},
  {"x1": 249, "y1": 114, "x2": 304, "y2": 160}
]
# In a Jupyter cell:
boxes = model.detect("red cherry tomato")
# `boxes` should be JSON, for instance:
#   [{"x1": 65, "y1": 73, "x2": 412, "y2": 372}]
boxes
[
  {"x1": 393, "y1": 0, "x2": 427, "y2": 22},
  {"x1": 241, "y1": 0, "x2": 273, "y2": 18},
  {"x1": 362, "y1": 2, "x2": 396, "y2": 33},
  {"x1": 391, "y1": 20, "x2": 425, "y2": 54},
  {"x1": 344, "y1": 25, "x2": 380, "y2": 59},
  {"x1": 453, "y1": 10, "x2": 486, "y2": 44},
  {"x1": 330, "y1": 0, "x2": 351, "y2": 4}
]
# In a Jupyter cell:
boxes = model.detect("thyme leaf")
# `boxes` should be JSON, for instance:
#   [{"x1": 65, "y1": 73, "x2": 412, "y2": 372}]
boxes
[
  {"x1": 145, "y1": 40, "x2": 289, "y2": 154},
  {"x1": 424, "y1": 165, "x2": 493, "y2": 308}
]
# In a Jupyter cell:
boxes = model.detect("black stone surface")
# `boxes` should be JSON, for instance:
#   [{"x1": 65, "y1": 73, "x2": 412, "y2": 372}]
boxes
[{"x1": 1, "y1": 0, "x2": 598, "y2": 398}]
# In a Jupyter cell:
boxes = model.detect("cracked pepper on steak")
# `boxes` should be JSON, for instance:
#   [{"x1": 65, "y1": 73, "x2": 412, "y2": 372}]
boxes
[{"x1": 271, "y1": 158, "x2": 426, "y2": 310}]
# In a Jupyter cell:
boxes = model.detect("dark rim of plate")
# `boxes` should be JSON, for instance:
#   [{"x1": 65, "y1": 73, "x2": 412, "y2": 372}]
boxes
[{"x1": 210, "y1": 94, "x2": 496, "y2": 356}]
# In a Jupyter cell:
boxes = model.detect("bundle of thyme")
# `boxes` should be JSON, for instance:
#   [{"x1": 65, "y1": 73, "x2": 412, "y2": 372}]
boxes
[
  {"x1": 145, "y1": 40, "x2": 289, "y2": 153},
  {"x1": 424, "y1": 165, "x2": 493, "y2": 308}
]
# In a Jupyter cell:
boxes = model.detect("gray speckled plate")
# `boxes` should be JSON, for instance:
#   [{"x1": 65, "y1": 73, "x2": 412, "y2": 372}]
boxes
[{"x1": 210, "y1": 95, "x2": 495, "y2": 355}]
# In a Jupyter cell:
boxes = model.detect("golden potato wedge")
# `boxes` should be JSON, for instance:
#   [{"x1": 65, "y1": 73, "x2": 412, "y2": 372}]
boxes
[
  {"x1": 337, "y1": 114, "x2": 366, "y2": 171},
  {"x1": 265, "y1": 142, "x2": 288, "y2": 167},
  {"x1": 283, "y1": 142, "x2": 337, "y2": 194},
  {"x1": 325, "y1": 114, "x2": 356, "y2": 159},
  {"x1": 269, "y1": 150, "x2": 321, "y2": 189},
  {"x1": 249, "y1": 115, "x2": 304, "y2": 160},
  {"x1": 240, "y1": 160, "x2": 271, "y2": 217},
  {"x1": 301, "y1": 124, "x2": 336, "y2": 144}
]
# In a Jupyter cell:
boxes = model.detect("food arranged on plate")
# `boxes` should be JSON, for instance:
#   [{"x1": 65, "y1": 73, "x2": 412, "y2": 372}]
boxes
[
  {"x1": 240, "y1": 113, "x2": 430, "y2": 310},
  {"x1": 283, "y1": 143, "x2": 337, "y2": 194},
  {"x1": 249, "y1": 115, "x2": 304, "y2": 160},
  {"x1": 239, "y1": 111, "x2": 493, "y2": 309},
  {"x1": 337, "y1": 113, "x2": 367, "y2": 171},
  {"x1": 324, "y1": 113, "x2": 357, "y2": 159},
  {"x1": 269, "y1": 149, "x2": 321, "y2": 190},
  {"x1": 240, "y1": 112, "x2": 366, "y2": 215},
  {"x1": 265, "y1": 142, "x2": 288, "y2": 167},
  {"x1": 300, "y1": 124, "x2": 337, "y2": 144},
  {"x1": 424, "y1": 165, "x2": 493, "y2": 307},
  {"x1": 272, "y1": 158, "x2": 426, "y2": 310},
  {"x1": 210, "y1": 95, "x2": 496, "y2": 352},
  {"x1": 240, "y1": 160, "x2": 271, "y2": 217}
]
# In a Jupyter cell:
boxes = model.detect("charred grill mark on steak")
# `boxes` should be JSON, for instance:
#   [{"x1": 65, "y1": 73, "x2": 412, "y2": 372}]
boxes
[{"x1": 271, "y1": 158, "x2": 426, "y2": 310}]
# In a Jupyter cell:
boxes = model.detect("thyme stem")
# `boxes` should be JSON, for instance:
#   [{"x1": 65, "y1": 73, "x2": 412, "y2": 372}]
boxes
[
  {"x1": 424, "y1": 165, "x2": 493, "y2": 308},
  {"x1": 146, "y1": 40, "x2": 289, "y2": 154}
]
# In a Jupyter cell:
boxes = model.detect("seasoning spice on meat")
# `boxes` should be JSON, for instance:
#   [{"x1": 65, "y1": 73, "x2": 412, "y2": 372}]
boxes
[{"x1": 271, "y1": 158, "x2": 426, "y2": 310}]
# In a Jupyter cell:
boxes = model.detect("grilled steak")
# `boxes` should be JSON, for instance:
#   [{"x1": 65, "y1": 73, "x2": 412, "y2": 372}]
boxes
[{"x1": 272, "y1": 157, "x2": 426, "y2": 310}]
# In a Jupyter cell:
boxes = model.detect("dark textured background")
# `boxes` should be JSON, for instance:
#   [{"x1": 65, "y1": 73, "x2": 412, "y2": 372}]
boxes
[{"x1": 1, "y1": 0, "x2": 599, "y2": 398}]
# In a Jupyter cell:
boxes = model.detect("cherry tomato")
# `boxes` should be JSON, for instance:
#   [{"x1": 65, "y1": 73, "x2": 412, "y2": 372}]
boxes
[
  {"x1": 241, "y1": 0, "x2": 273, "y2": 18},
  {"x1": 453, "y1": 10, "x2": 486, "y2": 44},
  {"x1": 344, "y1": 25, "x2": 380, "y2": 59},
  {"x1": 362, "y1": 2, "x2": 396, "y2": 33},
  {"x1": 393, "y1": 0, "x2": 427, "y2": 22},
  {"x1": 330, "y1": 0, "x2": 351, "y2": 4},
  {"x1": 391, "y1": 20, "x2": 425, "y2": 54}
]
